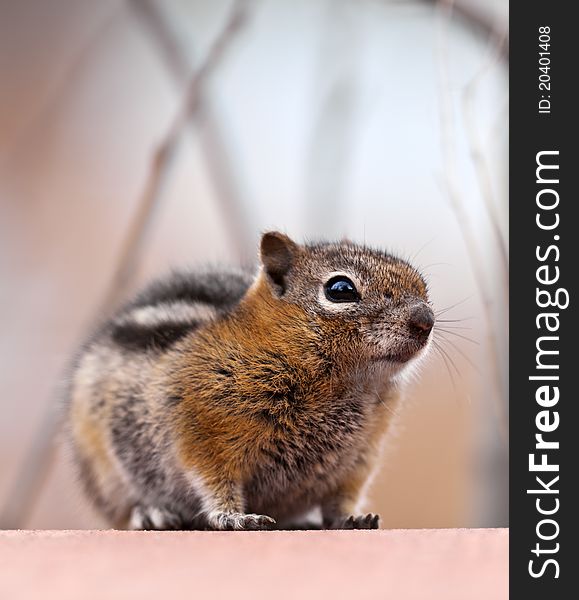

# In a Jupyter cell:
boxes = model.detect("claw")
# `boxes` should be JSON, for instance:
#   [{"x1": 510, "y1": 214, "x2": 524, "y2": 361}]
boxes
[
  {"x1": 329, "y1": 513, "x2": 380, "y2": 530},
  {"x1": 208, "y1": 512, "x2": 277, "y2": 531}
]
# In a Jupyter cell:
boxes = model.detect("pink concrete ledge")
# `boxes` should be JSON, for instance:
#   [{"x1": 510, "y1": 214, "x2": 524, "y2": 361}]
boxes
[{"x1": 0, "y1": 528, "x2": 507, "y2": 600}]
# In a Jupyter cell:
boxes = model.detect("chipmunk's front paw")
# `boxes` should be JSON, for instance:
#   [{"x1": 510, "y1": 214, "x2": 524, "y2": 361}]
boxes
[
  {"x1": 207, "y1": 511, "x2": 276, "y2": 531},
  {"x1": 329, "y1": 513, "x2": 380, "y2": 530},
  {"x1": 129, "y1": 505, "x2": 183, "y2": 530}
]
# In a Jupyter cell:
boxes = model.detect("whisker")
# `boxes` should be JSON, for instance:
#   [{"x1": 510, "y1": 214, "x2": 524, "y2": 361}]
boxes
[
  {"x1": 432, "y1": 340, "x2": 458, "y2": 390},
  {"x1": 410, "y1": 237, "x2": 437, "y2": 263},
  {"x1": 436, "y1": 335, "x2": 481, "y2": 375},
  {"x1": 436, "y1": 317, "x2": 474, "y2": 323},
  {"x1": 435, "y1": 328, "x2": 479, "y2": 345},
  {"x1": 372, "y1": 390, "x2": 401, "y2": 419},
  {"x1": 419, "y1": 262, "x2": 452, "y2": 270},
  {"x1": 435, "y1": 296, "x2": 473, "y2": 317},
  {"x1": 434, "y1": 340, "x2": 461, "y2": 380}
]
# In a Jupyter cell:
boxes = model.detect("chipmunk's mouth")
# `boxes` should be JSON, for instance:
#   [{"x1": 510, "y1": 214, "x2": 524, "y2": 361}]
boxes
[
  {"x1": 373, "y1": 336, "x2": 431, "y2": 364},
  {"x1": 373, "y1": 350, "x2": 416, "y2": 364}
]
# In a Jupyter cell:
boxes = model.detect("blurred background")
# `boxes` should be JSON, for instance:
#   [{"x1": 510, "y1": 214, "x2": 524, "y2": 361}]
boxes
[{"x1": 0, "y1": 0, "x2": 508, "y2": 530}]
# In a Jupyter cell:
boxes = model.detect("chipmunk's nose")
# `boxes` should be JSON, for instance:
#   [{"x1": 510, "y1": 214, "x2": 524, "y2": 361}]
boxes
[{"x1": 408, "y1": 303, "x2": 434, "y2": 335}]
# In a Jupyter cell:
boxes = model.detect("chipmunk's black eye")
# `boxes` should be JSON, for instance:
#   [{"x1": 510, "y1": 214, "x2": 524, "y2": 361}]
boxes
[{"x1": 324, "y1": 276, "x2": 360, "y2": 303}]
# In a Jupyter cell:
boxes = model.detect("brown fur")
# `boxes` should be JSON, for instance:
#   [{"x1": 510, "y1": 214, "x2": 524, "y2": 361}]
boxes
[{"x1": 66, "y1": 232, "x2": 433, "y2": 530}]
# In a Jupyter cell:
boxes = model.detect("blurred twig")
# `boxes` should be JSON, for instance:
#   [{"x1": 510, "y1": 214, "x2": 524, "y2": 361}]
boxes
[
  {"x1": 424, "y1": 0, "x2": 508, "y2": 61},
  {"x1": 129, "y1": 0, "x2": 256, "y2": 260},
  {"x1": 435, "y1": 0, "x2": 508, "y2": 443},
  {"x1": 462, "y1": 22, "x2": 509, "y2": 284},
  {"x1": 102, "y1": 0, "x2": 254, "y2": 309},
  {"x1": 0, "y1": 0, "x2": 254, "y2": 529},
  {"x1": 99, "y1": 0, "x2": 254, "y2": 310},
  {"x1": 305, "y1": 0, "x2": 361, "y2": 238},
  {"x1": 0, "y1": 6, "x2": 119, "y2": 175},
  {"x1": 0, "y1": 405, "x2": 63, "y2": 530}
]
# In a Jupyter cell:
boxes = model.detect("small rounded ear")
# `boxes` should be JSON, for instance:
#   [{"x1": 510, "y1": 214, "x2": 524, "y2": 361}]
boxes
[{"x1": 260, "y1": 231, "x2": 298, "y2": 295}]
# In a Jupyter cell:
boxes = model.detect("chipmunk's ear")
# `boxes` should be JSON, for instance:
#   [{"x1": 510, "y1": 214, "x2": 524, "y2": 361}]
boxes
[{"x1": 260, "y1": 231, "x2": 298, "y2": 295}]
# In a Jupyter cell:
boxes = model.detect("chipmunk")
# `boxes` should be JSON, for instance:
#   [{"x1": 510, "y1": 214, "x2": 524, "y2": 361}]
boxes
[{"x1": 66, "y1": 231, "x2": 434, "y2": 530}]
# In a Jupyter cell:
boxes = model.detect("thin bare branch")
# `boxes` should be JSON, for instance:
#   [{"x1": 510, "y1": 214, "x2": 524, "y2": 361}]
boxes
[
  {"x1": 423, "y1": 0, "x2": 508, "y2": 61},
  {"x1": 0, "y1": 0, "x2": 254, "y2": 529},
  {"x1": 129, "y1": 0, "x2": 256, "y2": 260},
  {"x1": 0, "y1": 7, "x2": 119, "y2": 174},
  {"x1": 0, "y1": 405, "x2": 62, "y2": 530},
  {"x1": 462, "y1": 20, "x2": 509, "y2": 284},
  {"x1": 99, "y1": 0, "x2": 254, "y2": 310},
  {"x1": 304, "y1": 0, "x2": 361, "y2": 238},
  {"x1": 435, "y1": 0, "x2": 508, "y2": 444}
]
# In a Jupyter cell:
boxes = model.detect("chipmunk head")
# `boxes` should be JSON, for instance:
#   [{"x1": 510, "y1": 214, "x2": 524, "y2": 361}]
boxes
[{"x1": 259, "y1": 231, "x2": 433, "y2": 373}]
